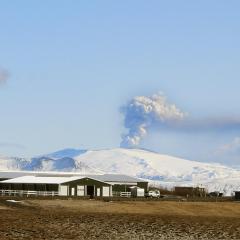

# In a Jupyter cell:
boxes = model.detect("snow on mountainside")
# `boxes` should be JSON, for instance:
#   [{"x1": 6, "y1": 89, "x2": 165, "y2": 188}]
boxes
[
  {"x1": 0, "y1": 148, "x2": 240, "y2": 195},
  {"x1": 44, "y1": 149, "x2": 87, "y2": 159},
  {"x1": 27, "y1": 156, "x2": 102, "y2": 174},
  {"x1": 73, "y1": 148, "x2": 237, "y2": 181},
  {"x1": 71, "y1": 148, "x2": 240, "y2": 195},
  {"x1": 0, "y1": 154, "x2": 102, "y2": 175},
  {"x1": 0, "y1": 155, "x2": 29, "y2": 171}
]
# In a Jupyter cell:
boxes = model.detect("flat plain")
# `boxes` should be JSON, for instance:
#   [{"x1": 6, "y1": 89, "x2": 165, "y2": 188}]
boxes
[{"x1": 0, "y1": 199, "x2": 240, "y2": 239}]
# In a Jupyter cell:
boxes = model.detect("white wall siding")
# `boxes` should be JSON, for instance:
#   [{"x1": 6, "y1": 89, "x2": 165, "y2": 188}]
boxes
[{"x1": 59, "y1": 185, "x2": 68, "y2": 196}]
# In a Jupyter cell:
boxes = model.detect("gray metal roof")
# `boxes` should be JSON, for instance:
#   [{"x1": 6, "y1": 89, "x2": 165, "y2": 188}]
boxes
[
  {"x1": 1, "y1": 176, "x2": 82, "y2": 184},
  {"x1": 0, "y1": 171, "x2": 32, "y2": 179},
  {"x1": 1, "y1": 175, "x2": 112, "y2": 185},
  {"x1": 0, "y1": 171, "x2": 147, "y2": 183},
  {"x1": 87, "y1": 174, "x2": 147, "y2": 183}
]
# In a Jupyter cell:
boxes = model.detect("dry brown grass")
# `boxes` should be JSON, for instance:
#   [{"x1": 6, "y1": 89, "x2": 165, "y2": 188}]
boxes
[
  {"x1": 0, "y1": 199, "x2": 240, "y2": 239},
  {"x1": 29, "y1": 199, "x2": 240, "y2": 217}
]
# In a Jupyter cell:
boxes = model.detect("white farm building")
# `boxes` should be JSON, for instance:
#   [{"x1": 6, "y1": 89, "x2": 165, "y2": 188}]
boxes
[{"x1": 0, "y1": 171, "x2": 148, "y2": 198}]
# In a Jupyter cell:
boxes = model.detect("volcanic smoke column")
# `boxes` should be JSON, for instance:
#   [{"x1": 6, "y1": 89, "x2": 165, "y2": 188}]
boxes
[{"x1": 120, "y1": 93, "x2": 186, "y2": 148}]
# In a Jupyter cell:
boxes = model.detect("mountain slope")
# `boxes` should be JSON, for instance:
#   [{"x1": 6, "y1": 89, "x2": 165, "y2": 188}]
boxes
[
  {"x1": 0, "y1": 155, "x2": 29, "y2": 171},
  {"x1": 0, "y1": 148, "x2": 240, "y2": 195},
  {"x1": 73, "y1": 148, "x2": 237, "y2": 181},
  {"x1": 26, "y1": 155, "x2": 103, "y2": 174},
  {"x1": 44, "y1": 149, "x2": 87, "y2": 159},
  {"x1": 38, "y1": 148, "x2": 240, "y2": 195}
]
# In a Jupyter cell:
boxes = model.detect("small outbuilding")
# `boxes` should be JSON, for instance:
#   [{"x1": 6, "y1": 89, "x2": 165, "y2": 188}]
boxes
[
  {"x1": 130, "y1": 186, "x2": 145, "y2": 197},
  {"x1": 174, "y1": 186, "x2": 206, "y2": 197},
  {"x1": 235, "y1": 191, "x2": 240, "y2": 201}
]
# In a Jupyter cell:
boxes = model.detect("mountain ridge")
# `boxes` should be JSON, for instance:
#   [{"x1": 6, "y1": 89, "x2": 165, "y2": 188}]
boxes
[{"x1": 0, "y1": 148, "x2": 240, "y2": 195}]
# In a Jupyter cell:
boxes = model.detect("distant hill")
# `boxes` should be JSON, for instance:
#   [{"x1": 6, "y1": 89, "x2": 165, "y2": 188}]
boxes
[{"x1": 1, "y1": 148, "x2": 240, "y2": 195}]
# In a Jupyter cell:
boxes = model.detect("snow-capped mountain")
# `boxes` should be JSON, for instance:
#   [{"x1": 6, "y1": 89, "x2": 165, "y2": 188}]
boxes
[
  {"x1": 0, "y1": 154, "x2": 102, "y2": 174},
  {"x1": 72, "y1": 148, "x2": 240, "y2": 195},
  {"x1": 0, "y1": 155, "x2": 29, "y2": 171},
  {"x1": 27, "y1": 156, "x2": 102, "y2": 174},
  {"x1": 0, "y1": 148, "x2": 240, "y2": 195}
]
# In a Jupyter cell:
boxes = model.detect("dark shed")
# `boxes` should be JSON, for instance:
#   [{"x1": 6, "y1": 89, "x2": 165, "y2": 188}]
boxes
[{"x1": 235, "y1": 191, "x2": 240, "y2": 200}]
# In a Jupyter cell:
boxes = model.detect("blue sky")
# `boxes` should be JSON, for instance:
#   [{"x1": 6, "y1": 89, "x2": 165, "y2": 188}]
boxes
[{"x1": 0, "y1": 1, "x2": 240, "y2": 165}]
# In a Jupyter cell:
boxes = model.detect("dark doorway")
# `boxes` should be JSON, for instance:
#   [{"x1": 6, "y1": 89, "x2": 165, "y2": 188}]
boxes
[
  {"x1": 87, "y1": 185, "x2": 94, "y2": 197},
  {"x1": 235, "y1": 192, "x2": 240, "y2": 200}
]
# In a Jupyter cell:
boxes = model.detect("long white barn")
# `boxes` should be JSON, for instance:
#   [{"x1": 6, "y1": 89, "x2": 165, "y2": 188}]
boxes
[{"x1": 0, "y1": 171, "x2": 148, "y2": 197}]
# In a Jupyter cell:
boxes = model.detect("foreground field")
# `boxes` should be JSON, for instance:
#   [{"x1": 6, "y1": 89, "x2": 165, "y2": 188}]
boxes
[{"x1": 0, "y1": 199, "x2": 240, "y2": 239}]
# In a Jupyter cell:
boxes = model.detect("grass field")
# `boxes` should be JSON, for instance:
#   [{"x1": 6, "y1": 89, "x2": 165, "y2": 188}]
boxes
[{"x1": 0, "y1": 199, "x2": 240, "y2": 239}]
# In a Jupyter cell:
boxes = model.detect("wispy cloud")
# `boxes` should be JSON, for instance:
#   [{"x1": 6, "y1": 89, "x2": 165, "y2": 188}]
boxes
[
  {"x1": 0, "y1": 67, "x2": 9, "y2": 85},
  {"x1": 168, "y1": 117, "x2": 240, "y2": 132},
  {"x1": 215, "y1": 137, "x2": 240, "y2": 155},
  {"x1": 0, "y1": 142, "x2": 25, "y2": 150}
]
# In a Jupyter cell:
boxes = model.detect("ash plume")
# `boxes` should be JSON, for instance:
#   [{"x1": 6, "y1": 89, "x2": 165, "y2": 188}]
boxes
[{"x1": 120, "y1": 93, "x2": 186, "y2": 148}]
